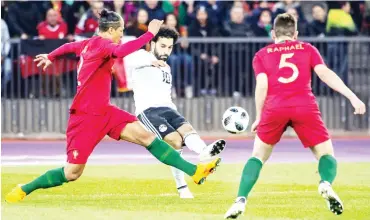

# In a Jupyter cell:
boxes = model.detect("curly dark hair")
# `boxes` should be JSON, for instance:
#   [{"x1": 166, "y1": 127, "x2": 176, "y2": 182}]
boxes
[{"x1": 151, "y1": 26, "x2": 179, "y2": 44}]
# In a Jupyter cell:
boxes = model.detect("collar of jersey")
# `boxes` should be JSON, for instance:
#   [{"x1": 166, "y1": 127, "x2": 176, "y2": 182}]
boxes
[{"x1": 275, "y1": 40, "x2": 294, "y2": 44}]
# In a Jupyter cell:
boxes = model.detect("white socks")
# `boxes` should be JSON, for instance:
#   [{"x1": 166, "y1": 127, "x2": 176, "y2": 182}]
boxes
[
  {"x1": 171, "y1": 149, "x2": 187, "y2": 189},
  {"x1": 183, "y1": 133, "x2": 207, "y2": 154},
  {"x1": 171, "y1": 133, "x2": 208, "y2": 190}
]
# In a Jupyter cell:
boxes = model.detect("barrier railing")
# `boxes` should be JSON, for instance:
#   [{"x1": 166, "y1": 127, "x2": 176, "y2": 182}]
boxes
[{"x1": 2, "y1": 37, "x2": 370, "y2": 136}]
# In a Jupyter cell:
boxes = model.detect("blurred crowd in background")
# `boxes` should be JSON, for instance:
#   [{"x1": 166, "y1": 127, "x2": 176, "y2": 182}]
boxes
[
  {"x1": 2, "y1": 0, "x2": 370, "y2": 39},
  {"x1": 1, "y1": 0, "x2": 370, "y2": 98}
]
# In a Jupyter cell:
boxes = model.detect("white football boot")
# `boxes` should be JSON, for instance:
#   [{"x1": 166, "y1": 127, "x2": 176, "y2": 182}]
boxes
[
  {"x1": 224, "y1": 197, "x2": 246, "y2": 219},
  {"x1": 318, "y1": 181, "x2": 344, "y2": 215},
  {"x1": 199, "y1": 139, "x2": 226, "y2": 162}
]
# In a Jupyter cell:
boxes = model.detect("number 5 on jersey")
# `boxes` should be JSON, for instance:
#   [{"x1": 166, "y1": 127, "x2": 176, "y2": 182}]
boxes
[{"x1": 278, "y1": 53, "x2": 299, "y2": 84}]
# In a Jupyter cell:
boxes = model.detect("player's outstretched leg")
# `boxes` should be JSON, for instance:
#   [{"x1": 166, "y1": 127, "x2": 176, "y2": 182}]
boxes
[
  {"x1": 165, "y1": 123, "x2": 226, "y2": 198},
  {"x1": 310, "y1": 140, "x2": 343, "y2": 215},
  {"x1": 224, "y1": 135, "x2": 273, "y2": 219},
  {"x1": 176, "y1": 124, "x2": 226, "y2": 161},
  {"x1": 5, "y1": 164, "x2": 84, "y2": 203},
  {"x1": 120, "y1": 121, "x2": 221, "y2": 185},
  {"x1": 163, "y1": 132, "x2": 193, "y2": 198}
]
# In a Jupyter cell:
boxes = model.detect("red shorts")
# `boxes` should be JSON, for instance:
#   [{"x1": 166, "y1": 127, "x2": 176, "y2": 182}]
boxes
[
  {"x1": 257, "y1": 105, "x2": 330, "y2": 148},
  {"x1": 66, "y1": 105, "x2": 137, "y2": 164}
]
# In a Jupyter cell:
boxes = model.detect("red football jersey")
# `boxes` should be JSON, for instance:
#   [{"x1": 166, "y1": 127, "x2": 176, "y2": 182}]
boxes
[
  {"x1": 37, "y1": 21, "x2": 68, "y2": 39},
  {"x1": 75, "y1": 13, "x2": 99, "y2": 35},
  {"x1": 47, "y1": 32, "x2": 154, "y2": 114},
  {"x1": 253, "y1": 40, "x2": 325, "y2": 109}
]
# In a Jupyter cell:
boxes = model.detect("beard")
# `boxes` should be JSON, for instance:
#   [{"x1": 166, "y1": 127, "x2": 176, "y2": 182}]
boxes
[{"x1": 153, "y1": 48, "x2": 169, "y2": 62}]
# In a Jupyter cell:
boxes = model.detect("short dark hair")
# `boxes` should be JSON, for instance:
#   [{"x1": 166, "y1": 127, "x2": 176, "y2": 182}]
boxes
[
  {"x1": 99, "y1": 9, "x2": 122, "y2": 32},
  {"x1": 152, "y1": 26, "x2": 179, "y2": 44},
  {"x1": 273, "y1": 13, "x2": 297, "y2": 38}
]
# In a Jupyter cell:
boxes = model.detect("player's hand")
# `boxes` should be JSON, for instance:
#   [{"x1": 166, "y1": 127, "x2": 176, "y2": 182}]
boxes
[
  {"x1": 251, "y1": 119, "x2": 260, "y2": 133},
  {"x1": 34, "y1": 54, "x2": 52, "y2": 71},
  {"x1": 151, "y1": 60, "x2": 167, "y2": 68},
  {"x1": 350, "y1": 96, "x2": 366, "y2": 115},
  {"x1": 148, "y1": 19, "x2": 164, "y2": 36}
]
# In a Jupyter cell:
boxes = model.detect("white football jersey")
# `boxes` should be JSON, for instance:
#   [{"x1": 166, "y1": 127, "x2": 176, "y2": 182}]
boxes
[{"x1": 125, "y1": 49, "x2": 176, "y2": 115}]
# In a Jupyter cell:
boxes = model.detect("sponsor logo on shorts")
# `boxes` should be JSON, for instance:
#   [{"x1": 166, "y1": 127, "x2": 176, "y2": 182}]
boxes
[{"x1": 159, "y1": 124, "x2": 167, "y2": 132}]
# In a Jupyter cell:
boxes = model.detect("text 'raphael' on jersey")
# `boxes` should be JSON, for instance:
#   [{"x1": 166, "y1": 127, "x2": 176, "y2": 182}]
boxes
[{"x1": 267, "y1": 43, "x2": 304, "y2": 53}]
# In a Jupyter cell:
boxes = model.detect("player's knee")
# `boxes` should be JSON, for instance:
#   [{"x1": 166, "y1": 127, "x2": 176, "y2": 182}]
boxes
[
  {"x1": 177, "y1": 124, "x2": 194, "y2": 136},
  {"x1": 64, "y1": 165, "x2": 84, "y2": 181},
  {"x1": 311, "y1": 139, "x2": 334, "y2": 160},
  {"x1": 136, "y1": 130, "x2": 157, "y2": 147},
  {"x1": 65, "y1": 171, "x2": 82, "y2": 181},
  {"x1": 165, "y1": 135, "x2": 183, "y2": 150}
]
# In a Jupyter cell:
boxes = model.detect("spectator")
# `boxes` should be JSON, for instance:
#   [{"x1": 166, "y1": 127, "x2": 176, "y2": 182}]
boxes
[
  {"x1": 223, "y1": 6, "x2": 254, "y2": 37},
  {"x1": 125, "y1": 8, "x2": 148, "y2": 38},
  {"x1": 307, "y1": 4, "x2": 328, "y2": 95},
  {"x1": 251, "y1": 9, "x2": 272, "y2": 37},
  {"x1": 222, "y1": 6, "x2": 254, "y2": 97},
  {"x1": 309, "y1": 4, "x2": 327, "y2": 37},
  {"x1": 66, "y1": 1, "x2": 91, "y2": 34},
  {"x1": 196, "y1": 0, "x2": 226, "y2": 26},
  {"x1": 1, "y1": 19, "x2": 12, "y2": 93},
  {"x1": 286, "y1": 7, "x2": 309, "y2": 36},
  {"x1": 165, "y1": 13, "x2": 194, "y2": 98},
  {"x1": 37, "y1": 9, "x2": 68, "y2": 39},
  {"x1": 185, "y1": 0, "x2": 195, "y2": 15},
  {"x1": 273, "y1": 0, "x2": 301, "y2": 17},
  {"x1": 7, "y1": 1, "x2": 42, "y2": 38},
  {"x1": 326, "y1": 1, "x2": 357, "y2": 36},
  {"x1": 188, "y1": 6, "x2": 220, "y2": 96},
  {"x1": 39, "y1": 0, "x2": 71, "y2": 22},
  {"x1": 325, "y1": 1, "x2": 357, "y2": 88},
  {"x1": 246, "y1": 0, "x2": 270, "y2": 24},
  {"x1": 229, "y1": 0, "x2": 251, "y2": 14},
  {"x1": 349, "y1": 1, "x2": 364, "y2": 31},
  {"x1": 75, "y1": 0, "x2": 104, "y2": 37},
  {"x1": 141, "y1": 0, "x2": 166, "y2": 21},
  {"x1": 188, "y1": 6, "x2": 220, "y2": 37},
  {"x1": 162, "y1": 0, "x2": 188, "y2": 28},
  {"x1": 106, "y1": 0, "x2": 138, "y2": 27}
]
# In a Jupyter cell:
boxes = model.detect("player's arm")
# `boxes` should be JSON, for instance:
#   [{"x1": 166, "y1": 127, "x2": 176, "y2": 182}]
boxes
[
  {"x1": 110, "y1": 32, "x2": 154, "y2": 58},
  {"x1": 254, "y1": 73, "x2": 268, "y2": 120},
  {"x1": 251, "y1": 54, "x2": 268, "y2": 132},
  {"x1": 34, "y1": 41, "x2": 86, "y2": 71},
  {"x1": 47, "y1": 41, "x2": 86, "y2": 62},
  {"x1": 109, "y1": 20, "x2": 163, "y2": 58},
  {"x1": 314, "y1": 64, "x2": 366, "y2": 114},
  {"x1": 253, "y1": 55, "x2": 269, "y2": 119},
  {"x1": 310, "y1": 45, "x2": 366, "y2": 114}
]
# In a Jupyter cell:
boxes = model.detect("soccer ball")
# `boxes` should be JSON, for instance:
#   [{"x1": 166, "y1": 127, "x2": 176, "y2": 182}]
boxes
[{"x1": 222, "y1": 107, "x2": 250, "y2": 134}]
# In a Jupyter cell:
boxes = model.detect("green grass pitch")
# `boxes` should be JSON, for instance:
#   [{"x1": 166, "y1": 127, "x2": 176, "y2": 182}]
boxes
[{"x1": 2, "y1": 163, "x2": 370, "y2": 220}]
